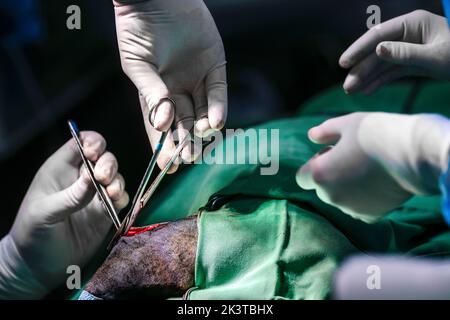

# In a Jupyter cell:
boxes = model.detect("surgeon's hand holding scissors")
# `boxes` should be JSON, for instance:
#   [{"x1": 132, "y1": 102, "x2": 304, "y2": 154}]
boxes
[{"x1": 114, "y1": 0, "x2": 228, "y2": 171}]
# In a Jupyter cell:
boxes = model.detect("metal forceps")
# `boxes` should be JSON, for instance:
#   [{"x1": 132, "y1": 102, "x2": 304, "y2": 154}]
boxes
[{"x1": 68, "y1": 120, "x2": 121, "y2": 230}]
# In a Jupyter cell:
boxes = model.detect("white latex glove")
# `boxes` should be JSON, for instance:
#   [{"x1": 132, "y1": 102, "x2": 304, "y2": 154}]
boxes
[
  {"x1": 296, "y1": 112, "x2": 450, "y2": 223},
  {"x1": 114, "y1": 0, "x2": 227, "y2": 171},
  {"x1": 0, "y1": 131, "x2": 129, "y2": 299},
  {"x1": 334, "y1": 256, "x2": 450, "y2": 300},
  {"x1": 340, "y1": 10, "x2": 450, "y2": 94}
]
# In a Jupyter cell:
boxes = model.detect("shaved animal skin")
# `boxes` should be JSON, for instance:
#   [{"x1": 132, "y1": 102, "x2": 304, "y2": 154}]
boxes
[{"x1": 85, "y1": 215, "x2": 198, "y2": 299}]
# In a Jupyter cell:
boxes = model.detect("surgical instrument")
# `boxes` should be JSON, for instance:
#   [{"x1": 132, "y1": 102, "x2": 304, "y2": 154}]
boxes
[
  {"x1": 107, "y1": 129, "x2": 192, "y2": 250},
  {"x1": 67, "y1": 120, "x2": 121, "y2": 230}
]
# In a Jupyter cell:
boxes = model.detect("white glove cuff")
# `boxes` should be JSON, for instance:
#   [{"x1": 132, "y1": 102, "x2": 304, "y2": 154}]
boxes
[{"x1": 0, "y1": 235, "x2": 48, "y2": 299}]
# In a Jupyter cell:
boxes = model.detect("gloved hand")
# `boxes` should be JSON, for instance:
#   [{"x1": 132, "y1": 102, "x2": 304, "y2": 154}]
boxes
[
  {"x1": 0, "y1": 131, "x2": 129, "y2": 299},
  {"x1": 334, "y1": 255, "x2": 450, "y2": 300},
  {"x1": 296, "y1": 112, "x2": 450, "y2": 222},
  {"x1": 340, "y1": 10, "x2": 450, "y2": 94},
  {"x1": 114, "y1": 0, "x2": 227, "y2": 171}
]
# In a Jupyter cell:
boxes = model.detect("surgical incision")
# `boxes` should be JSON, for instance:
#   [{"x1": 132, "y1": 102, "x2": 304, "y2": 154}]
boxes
[{"x1": 84, "y1": 215, "x2": 198, "y2": 299}]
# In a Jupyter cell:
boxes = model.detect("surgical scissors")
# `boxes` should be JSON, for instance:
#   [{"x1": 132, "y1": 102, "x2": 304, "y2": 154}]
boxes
[
  {"x1": 106, "y1": 97, "x2": 199, "y2": 249},
  {"x1": 107, "y1": 126, "x2": 192, "y2": 250},
  {"x1": 68, "y1": 99, "x2": 199, "y2": 250}
]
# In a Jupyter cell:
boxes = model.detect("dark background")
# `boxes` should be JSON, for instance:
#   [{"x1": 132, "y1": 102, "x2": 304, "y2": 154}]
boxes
[{"x1": 0, "y1": 0, "x2": 443, "y2": 236}]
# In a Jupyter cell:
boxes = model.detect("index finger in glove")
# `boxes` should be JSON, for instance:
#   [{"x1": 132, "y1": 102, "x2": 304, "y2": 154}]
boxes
[
  {"x1": 45, "y1": 131, "x2": 107, "y2": 172},
  {"x1": 80, "y1": 131, "x2": 107, "y2": 162},
  {"x1": 93, "y1": 151, "x2": 119, "y2": 185},
  {"x1": 343, "y1": 53, "x2": 392, "y2": 94},
  {"x1": 307, "y1": 115, "x2": 350, "y2": 145},
  {"x1": 339, "y1": 14, "x2": 407, "y2": 69},
  {"x1": 297, "y1": 146, "x2": 335, "y2": 190},
  {"x1": 297, "y1": 116, "x2": 350, "y2": 190}
]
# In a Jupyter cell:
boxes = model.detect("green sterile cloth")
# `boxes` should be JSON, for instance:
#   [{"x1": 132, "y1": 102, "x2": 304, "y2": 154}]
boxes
[
  {"x1": 191, "y1": 199, "x2": 358, "y2": 300},
  {"x1": 298, "y1": 83, "x2": 413, "y2": 116},
  {"x1": 298, "y1": 81, "x2": 450, "y2": 117},
  {"x1": 69, "y1": 81, "x2": 450, "y2": 300}
]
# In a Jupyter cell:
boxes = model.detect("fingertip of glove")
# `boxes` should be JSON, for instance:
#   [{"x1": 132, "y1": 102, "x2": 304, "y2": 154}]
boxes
[
  {"x1": 339, "y1": 55, "x2": 352, "y2": 69},
  {"x1": 307, "y1": 127, "x2": 320, "y2": 143},
  {"x1": 194, "y1": 118, "x2": 212, "y2": 137},
  {"x1": 209, "y1": 117, "x2": 225, "y2": 130},
  {"x1": 376, "y1": 43, "x2": 391, "y2": 59},
  {"x1": 153, "y1": 101, "x2": 174, "y2": 131}
]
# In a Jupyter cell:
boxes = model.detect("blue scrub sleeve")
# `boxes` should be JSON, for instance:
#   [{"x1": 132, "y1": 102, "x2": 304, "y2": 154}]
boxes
[
  {"x1": 443, "y1": 0, "x2": 450, "y2": 25},
  {"x1": 439, "y1": 156, "x2": 450, "y2": 227}
]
